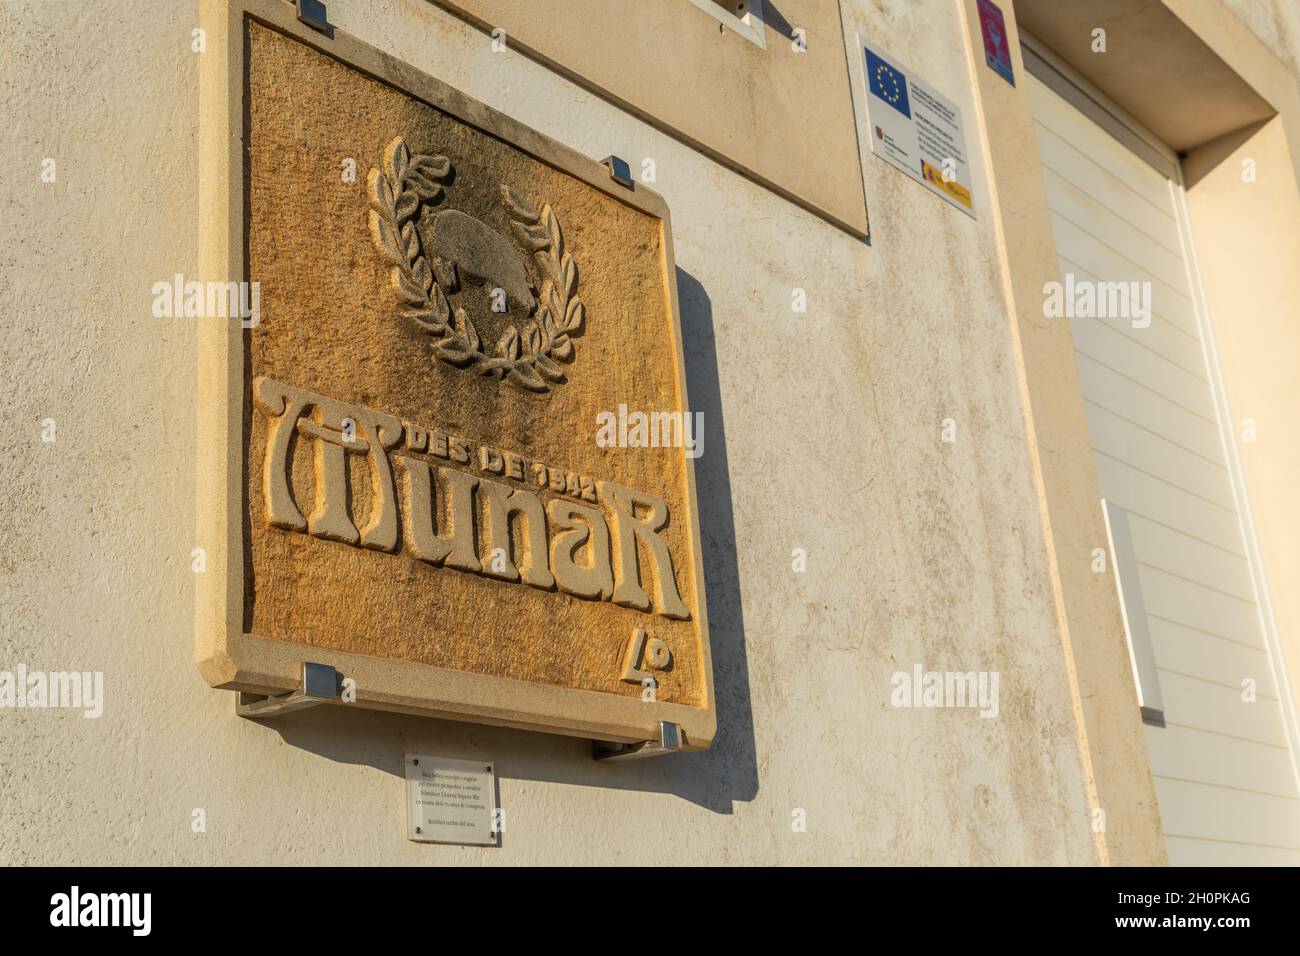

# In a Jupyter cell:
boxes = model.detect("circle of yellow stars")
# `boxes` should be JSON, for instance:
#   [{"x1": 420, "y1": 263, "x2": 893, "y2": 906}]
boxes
[{"x1": 875, "y1": 63, "x2": 903, "y2": 104}]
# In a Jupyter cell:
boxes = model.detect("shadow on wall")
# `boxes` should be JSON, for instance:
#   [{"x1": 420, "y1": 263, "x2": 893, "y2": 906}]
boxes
[
  {"x1": 253, "y1": 268, "x2": 759, "y2": 814},
  {"x1": 761, "y1": 1, "x2": 796, "y2": 44}
]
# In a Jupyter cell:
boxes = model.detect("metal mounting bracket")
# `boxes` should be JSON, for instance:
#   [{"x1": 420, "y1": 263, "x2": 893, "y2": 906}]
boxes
[
  {"x1": 593, "y1": 721, "x2": 683, "y2": 761},
  {"x1": 236, "y1": 662, "x2": 344, "y2": 719},
  {"x1": 295, "y1": 0, "x2": 332, "y2": 35},
  {"x1": 601, "y1": 155, "x2": 635, "y2": 190}
]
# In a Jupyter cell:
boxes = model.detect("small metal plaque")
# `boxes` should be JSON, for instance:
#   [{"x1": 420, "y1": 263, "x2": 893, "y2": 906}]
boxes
[{"x1": 405, "y1": 754, "x2": 498, "y2": 845}]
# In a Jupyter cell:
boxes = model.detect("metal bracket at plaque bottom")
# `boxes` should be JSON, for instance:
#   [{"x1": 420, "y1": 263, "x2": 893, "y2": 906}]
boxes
[
  {"x1": 593, "y1": 721, "x2": 683, "y2": 761},
  {"x1": 236, "y1": 662, "x2": 344, "y2": 719}
]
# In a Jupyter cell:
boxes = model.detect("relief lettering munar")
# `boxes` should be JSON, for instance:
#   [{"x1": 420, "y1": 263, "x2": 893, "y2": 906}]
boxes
[
  {"x1": 367, "y1": 138, "x2": 586, "y2": 392},
  {"x1": 253, "y1": 376, "x2": 691, "y2": 622}
]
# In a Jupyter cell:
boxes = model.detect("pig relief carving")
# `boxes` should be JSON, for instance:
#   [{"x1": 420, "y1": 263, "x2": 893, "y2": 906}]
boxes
[
  {"x1": 368, "y1": 137, "x2": 586, "y2": 393},
  {"x1": 429, "y1": 209, "x2": 538, "y2": 316}
]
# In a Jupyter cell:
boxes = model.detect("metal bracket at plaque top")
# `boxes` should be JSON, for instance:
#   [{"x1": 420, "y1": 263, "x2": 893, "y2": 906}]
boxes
[
  {"x1": 294, "y1": 0, "x2": 331, "y2": 34},
  {"x1": 593, "y1": 721, "x2": 683, "y2": 761},
  {"x1": 236, "y1": 662, "x2": 344, "y2": 719}
]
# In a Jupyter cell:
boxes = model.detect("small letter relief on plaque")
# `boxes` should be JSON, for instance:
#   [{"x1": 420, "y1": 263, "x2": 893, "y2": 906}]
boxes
[
  {"x1": 620, "y1": 627, "x2": 672, "y2": 685},
  {"x1": 405, "y1": 755, "x2": 498, "y2": 846}
]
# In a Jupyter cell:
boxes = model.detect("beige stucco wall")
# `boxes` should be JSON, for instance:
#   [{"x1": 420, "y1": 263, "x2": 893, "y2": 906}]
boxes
[
  {"x1": 1219, "y1": 0, "x2": 1300, "y2": 79},
  {"x1": 0, "y1": 0, "x2": 1288, "y2": 865},
  {"x1": 1174, "y1": 0, "x2": 1300, "y2": 759},
  {"x1": 1184, "y1": 116, "x2": 1300, "y2": 746}
]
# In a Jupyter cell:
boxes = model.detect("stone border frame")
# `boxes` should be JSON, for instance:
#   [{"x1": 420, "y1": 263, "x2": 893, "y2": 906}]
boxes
[{"x1": 195, "y1": 0, "x2": 716, "y2": 749}]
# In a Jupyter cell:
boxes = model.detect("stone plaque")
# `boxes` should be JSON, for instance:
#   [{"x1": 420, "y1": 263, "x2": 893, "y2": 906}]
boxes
[{"x1": 195, "y1": 0, "x2": 715, "y2": 749}]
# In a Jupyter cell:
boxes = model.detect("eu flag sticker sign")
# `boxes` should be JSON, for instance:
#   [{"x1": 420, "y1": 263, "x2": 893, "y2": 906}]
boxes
[
  {"x1": 861, "y1": 41, "x2": 975, "y2": 217},
  {"x1": 866, "y1": 48, "x2": 911, "y2": 118}
]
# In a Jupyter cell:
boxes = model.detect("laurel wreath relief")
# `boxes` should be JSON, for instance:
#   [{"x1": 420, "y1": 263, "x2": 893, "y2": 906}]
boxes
[{"x1": 367, "y1": 137, "x2": 585, "y2": 392}]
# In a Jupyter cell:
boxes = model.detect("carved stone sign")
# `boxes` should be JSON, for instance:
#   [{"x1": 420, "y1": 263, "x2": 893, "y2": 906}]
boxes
[{"x1": 196, "y1": 0, "x2": 715, "y2": 749}]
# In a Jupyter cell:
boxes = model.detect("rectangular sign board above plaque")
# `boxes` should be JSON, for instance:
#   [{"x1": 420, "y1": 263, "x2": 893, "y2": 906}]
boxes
[{"x1": 195, "y1": 0, "x2": 715, "y2": 749}]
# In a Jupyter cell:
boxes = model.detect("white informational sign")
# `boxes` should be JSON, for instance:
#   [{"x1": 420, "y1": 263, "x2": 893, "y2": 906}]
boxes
[
  {"x1": 860, "y1": 40, "x2": 976, "y2": 217},
  {"x1": 405, "y1": 754, "x2": 498, "y2": 845}
]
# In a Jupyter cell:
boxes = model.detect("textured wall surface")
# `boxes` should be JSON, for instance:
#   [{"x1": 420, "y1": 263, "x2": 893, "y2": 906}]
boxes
[
  {"x1": 2, "y1": 0, "x2": 1287, "y2": 865},
  {"x1": 1220, "y1": 0, "x2": 1300, "y2": 78}
]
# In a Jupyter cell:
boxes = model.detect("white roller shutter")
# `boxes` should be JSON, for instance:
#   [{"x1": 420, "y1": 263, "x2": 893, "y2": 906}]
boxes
[{"x1": 1026, "y1": 58, "x2": 1300, "y2": 866}]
